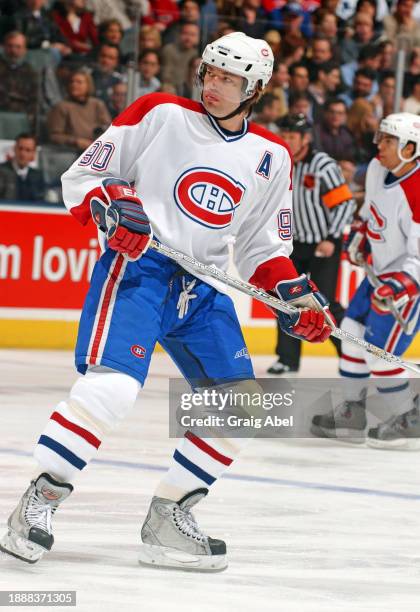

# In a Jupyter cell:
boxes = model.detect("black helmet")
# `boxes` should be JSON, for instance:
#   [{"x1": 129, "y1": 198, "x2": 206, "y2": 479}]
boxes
[{"x1": 277, "y1": 113, "x2": 312, "y2": 134}]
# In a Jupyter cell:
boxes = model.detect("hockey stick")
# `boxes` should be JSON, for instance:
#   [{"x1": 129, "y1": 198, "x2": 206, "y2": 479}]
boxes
[
  {"x1": 359, "y1": 259, "x2": 414, "y2": 335},
  {"x1": 149, "y1": 240, "x2": 420, "y2": 375}
]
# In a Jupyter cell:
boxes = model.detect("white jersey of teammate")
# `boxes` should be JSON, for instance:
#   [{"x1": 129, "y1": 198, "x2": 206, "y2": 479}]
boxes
[
  {"x1": 62, "y1": 93, "x2": 295, "y2": 289},
  {"x1": 360, "y1": 156, "x2": 420, "y2": 284}
]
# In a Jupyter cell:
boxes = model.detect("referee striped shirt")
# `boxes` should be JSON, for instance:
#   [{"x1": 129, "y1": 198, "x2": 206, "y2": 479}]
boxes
[{"x1": 292, "y1": 149, "x2": 355, "y2": 243}]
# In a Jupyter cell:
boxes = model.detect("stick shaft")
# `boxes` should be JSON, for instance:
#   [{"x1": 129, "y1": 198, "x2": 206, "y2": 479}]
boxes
[{"x1": 150, "y1": 241, "x2": 420, "y2": 375}]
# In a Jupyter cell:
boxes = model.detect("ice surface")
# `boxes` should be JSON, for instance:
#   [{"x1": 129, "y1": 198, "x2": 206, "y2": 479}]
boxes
[{"x1": 1, "y1": 350, "x2": 420, "y2": 612}]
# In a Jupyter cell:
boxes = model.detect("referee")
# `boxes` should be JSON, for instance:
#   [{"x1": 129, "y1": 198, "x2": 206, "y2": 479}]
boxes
[{"x1": 268, "y1": 114, "x2": 356, "y2": 374}]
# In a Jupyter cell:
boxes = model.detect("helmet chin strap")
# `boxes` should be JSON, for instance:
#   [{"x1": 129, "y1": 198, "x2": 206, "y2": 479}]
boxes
[
  {"x1": 381, "y1": 136, "x2": 418, "y2": 174},
  {"x1": 391, "y1": 159, "x2": 409, "y2": 174},
  {"x1": 391, "y1": 150, "x2": 417, "y2": 174},
  {"x1": 201, "y1": 93, "x2": 254, "y2": 122}
]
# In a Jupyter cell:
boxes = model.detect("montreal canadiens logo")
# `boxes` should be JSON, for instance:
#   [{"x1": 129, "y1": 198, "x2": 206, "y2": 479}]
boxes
[
  {"x1": 131, "y1": 345, "x2": 146, "y2": 359},
  {"x1": 174, "y1": 167, "x2": 246, "y2": 229}
]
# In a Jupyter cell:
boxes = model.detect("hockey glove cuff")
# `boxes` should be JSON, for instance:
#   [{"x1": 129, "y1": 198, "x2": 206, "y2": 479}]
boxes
[
  {"x1": 90, "y1": 178, "x2": 153, "y2": 261},
  {"x1": 275, "y1": 274, "x2": 335, "y2": 343}
]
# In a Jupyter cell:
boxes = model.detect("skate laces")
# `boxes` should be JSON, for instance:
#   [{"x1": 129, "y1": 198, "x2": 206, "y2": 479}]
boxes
[
  {"x1": 173, "y1": 506, "x2": 206, "y2": 542},
  {"x1": 177, "y1": 278, "x2": 197, "y2": 319},
  {"x1": 24, "y1": 491, "x2": 54, "y2": 533}
]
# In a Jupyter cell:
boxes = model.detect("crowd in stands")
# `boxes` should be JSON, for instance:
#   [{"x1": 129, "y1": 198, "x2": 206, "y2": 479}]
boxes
[{"x1": 0, "y1": 0, "x2": 419, "y2": 202}]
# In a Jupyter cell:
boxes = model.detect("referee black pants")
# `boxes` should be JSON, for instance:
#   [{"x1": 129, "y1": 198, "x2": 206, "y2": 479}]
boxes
[{"x1": 275, "y1": 239, "x2": 345, "y2": 368}]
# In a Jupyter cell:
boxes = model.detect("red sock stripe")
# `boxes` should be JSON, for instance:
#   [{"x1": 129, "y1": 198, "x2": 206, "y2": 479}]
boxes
[
  {"x1": 341, "y1": 353, "x2": 366, "y2": 364},
  {"x1": 185, "y1": 431, "x2": 233, "y2": 466},
  {"x1": 371, "y1": 368, "x2": 405, "y2": 376},
  {"x1": 51, "y1": 411, "x2": 101, "y2": 449}
]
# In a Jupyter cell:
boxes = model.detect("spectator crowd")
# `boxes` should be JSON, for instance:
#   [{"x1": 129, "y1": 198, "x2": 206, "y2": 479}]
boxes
[{"x1": 0, "y1": 0, "x2": 419, "y2": 201}]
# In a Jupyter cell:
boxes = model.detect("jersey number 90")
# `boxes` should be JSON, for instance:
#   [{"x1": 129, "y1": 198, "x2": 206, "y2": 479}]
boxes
[
  {"x1": 278, "y1": 209, "x2": 292, "y2": 240},
  {"x1": 78, "y1": 141, "x2": 115, "y2": 171}
]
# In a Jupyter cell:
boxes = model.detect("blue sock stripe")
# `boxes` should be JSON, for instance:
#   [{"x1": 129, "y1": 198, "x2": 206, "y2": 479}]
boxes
[
  {"x1": 38, "y1": 435, "x2": 86, "y2": 470},
  {"x1": 339, "y1": 369, "x2": 370, "y2": 378},
  {"x1": 173, "y1": 449, "x2": 216, "y2": 485},
  {"x1": 376, "y1": 382, "x2": 410, "y2": 394}
]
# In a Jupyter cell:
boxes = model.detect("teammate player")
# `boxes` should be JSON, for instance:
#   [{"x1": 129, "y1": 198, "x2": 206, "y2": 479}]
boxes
[
  {"x1": 0, "y1": 33, "x2": 334, "y2": 571},
  {"x1": 311, "y1": 113, "x2": 420, "y2": 448}
]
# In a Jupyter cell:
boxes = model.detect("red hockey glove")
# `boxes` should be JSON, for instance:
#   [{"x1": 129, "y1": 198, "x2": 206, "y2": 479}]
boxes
[
  {"x1": 90, "y1": 178, "x2": 152, "y2": 261},
  {"x1": 344, "y1": 219, "x2": 370, "y2": 266},
  {"x1": 372, "y1": 271, "x2": 420, "y2": 314},
  {"x1": 275, "y1": 275, "x2": 336, "y2": 343}
]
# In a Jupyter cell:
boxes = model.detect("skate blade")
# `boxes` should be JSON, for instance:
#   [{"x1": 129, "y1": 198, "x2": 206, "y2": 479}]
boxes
[
  {"x1": 366, "y1": 437, "x2": 420, "y2": 451},
  {"x1": 0, "y1": 531, "x2": 45, "y2": 564},
  {"x1": 138, "y1": 543, "x2": 228, "y2": 572},
  {"x1": 310, "y1": 424, "x2": 365, "y2": 444}
]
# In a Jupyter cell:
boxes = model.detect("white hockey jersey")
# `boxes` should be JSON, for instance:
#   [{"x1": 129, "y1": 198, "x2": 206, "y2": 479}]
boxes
[
  {"x1": 360, "y1": 157, "x2": 420, "y2": 284},
  {"x1": 62, "y1": 93, "x2": 296, "y2": 291}
]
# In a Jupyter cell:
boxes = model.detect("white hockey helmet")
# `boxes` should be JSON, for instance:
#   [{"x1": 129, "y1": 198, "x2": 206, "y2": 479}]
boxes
[
  {"x1": 199, "y1": 32, "x2": 274, "y2": 98},
  {"x1": 375, "y1": 112, "x2": 420, "y2": 163}
]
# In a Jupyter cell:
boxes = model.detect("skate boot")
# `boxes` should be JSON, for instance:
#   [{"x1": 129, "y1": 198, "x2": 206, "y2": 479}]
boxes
[
  {"x1": 267, "y1": 359, "x2": 298, "y2": 375},
  {"x1": 311, "y1": 390, "x2": 367, "y2": 442},
  {"x1": 0, "y1": 473, "x2": 73, "y2": 563},
  {"x1": 138, "y1": 488, "x2": 227, "y2": 572},
  {"x1": 367, "y1": 395, "x2": 420, "y2": 450}
]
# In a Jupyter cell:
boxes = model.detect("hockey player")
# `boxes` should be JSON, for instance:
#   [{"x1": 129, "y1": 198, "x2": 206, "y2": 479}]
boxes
[
  {"x1": 0, "y1": 32, "x2": 334, "y2": 571},
  {"x1": 311, "y1": 112, "x2": 420, "y2": 448}
]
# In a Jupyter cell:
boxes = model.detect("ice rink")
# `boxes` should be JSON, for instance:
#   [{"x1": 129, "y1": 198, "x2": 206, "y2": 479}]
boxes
[{"x1": 1, "y1": 349, "x2": 420, "y2": 612}]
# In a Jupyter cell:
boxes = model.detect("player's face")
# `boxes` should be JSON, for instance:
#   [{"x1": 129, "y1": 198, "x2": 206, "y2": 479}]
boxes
[
  {"x1": 202, "y1": 66, "x2": 246, "y2": 117},
  {"x1": 376, "y1": 133, "x2": 413, "y2": 170}
]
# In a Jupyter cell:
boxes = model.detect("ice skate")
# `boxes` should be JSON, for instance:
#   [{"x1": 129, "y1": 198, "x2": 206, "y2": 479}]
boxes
[
  {"x1": 0, "y1": 473, "x2": 73, "y2": 563},
  {"x1": 138, "y1": 488, "x2": 227, "y2": 572},
  {"x1": 267, "y1": 359, "x2": 299, "y2": 375},
  {"x1": 367, "y1": 395, "x2": 420, "y2": 450},
  {"x1": 310, "y1": 390, "x2": 367, "y2": 443}
]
